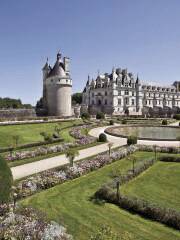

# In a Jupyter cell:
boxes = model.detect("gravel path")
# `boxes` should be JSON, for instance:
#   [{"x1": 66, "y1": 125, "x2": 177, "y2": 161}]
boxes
[{"x1": 11, "y1": 124, "x2": 179, "y2": 180}]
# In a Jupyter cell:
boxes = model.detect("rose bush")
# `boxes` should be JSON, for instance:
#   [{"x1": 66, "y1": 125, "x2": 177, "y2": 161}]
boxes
[
  {"x1": 0, "y1": 206, "x2": 73, "y2": 239},
  {"x1": 5, "y1": 143, "x2": 77, "y2": 162},
  {"x1": 15, "y1": 145, "x2": 137, "y2": 199},
  {"x1": 69, "y1": 125, "x2": 96, "y2": 145}
]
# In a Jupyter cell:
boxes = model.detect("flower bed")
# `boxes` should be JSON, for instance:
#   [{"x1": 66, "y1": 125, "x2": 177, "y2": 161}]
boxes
[
  {"x1": 69, "y1": 125, "x2": 96, "y2": 145},
  {"x1": 5, "y1": 143, "x2": 77, "y2": 162},
  {"x1": 15, "y1": 145, "x2": 137, "y2": 199},
  {"x1": 5, "y1": 125, "x2": 97, "y2": 162},
  {"x1": 137, "y1": 144, "x2": 179, "y2": 153},
  {"x1": 0, "y1": 206, "x2": 72, "y2": 239}
]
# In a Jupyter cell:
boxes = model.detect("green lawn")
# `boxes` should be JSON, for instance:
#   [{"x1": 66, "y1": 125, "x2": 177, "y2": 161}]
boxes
[
  {"x1": 0, "y1": 120, "x2": 82, "y2": 148},
  {"x1": 122, "y1": 161, "x2": 180, "y2": 211},
  {"x1": 21, "y1": 151, "x2": 180, "y2": 240}
]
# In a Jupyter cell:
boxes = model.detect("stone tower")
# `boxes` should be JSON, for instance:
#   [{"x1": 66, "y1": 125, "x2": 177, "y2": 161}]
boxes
[{"x1": 42, "y1": 52, "x2": 72, "y2": 117}]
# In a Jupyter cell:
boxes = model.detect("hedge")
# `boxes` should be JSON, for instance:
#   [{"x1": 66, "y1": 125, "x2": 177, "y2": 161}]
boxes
[
  {"x1": 0, "y1": 155, "x2": 13, "y2": 204},
  {"x1": 159, "y1": 155, "x2": 180, "y2": 163},
  {"x1": 96, "y1": 112, "x2": 105, "y2": 120},
  {"x1": 127, "y1": 136, "x2": 137, "y2": 145},
  {"x1": 95, "y1": 187, "x2": 180, "y2": 230}
]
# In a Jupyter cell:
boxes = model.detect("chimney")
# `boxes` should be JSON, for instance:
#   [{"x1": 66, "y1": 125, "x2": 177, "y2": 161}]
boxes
[{"x1": 64, "y1": 57, "x2": 70, "y2": 73}]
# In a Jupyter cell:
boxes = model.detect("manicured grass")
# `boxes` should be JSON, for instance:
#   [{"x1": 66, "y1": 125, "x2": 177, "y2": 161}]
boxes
[
  {"x1": 122, "y1": 161, "x2": 180, "y2": 211},
  {"x1": 21, "y1": 151, "x2": 180, "y2": 240},
  {"x1": 8, "y1": 141, "x2": 101, "y2": 168},
  {"x1": 0, "y1": 120, "x2": 82, "y2": 148}
]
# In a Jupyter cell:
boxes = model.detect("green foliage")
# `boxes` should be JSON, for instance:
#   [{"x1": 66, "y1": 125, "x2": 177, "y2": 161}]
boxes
[
  {"x1": 72, "y1": 92, "x2": 82, "y2": 105},
  {"x1": 12, "y1": 135, "x2": 20, "y2": 148},
  {"x1": 52, "y1": 132, "x2": 59, "y2": 139},
  {"x1": 36, "y1": 97, "x2": 43, "y2": 109},
  {"x1": 81, "y1": 112, "x2": 90, "y2": 120},
  {"x1": 65, "y1": 148, "x2": 79, "y2": 167},
  {"x1": 162, "y1": 119, "x2": 168, "y2": 125},
  {"x1": 0, "y1": 155, "x2": 13, "y2": 203},
  {"x1": 96, "y1": 112, "x2": 105, "y2": 120},
  {"x1": 98, "y1": 133, "x2": 107, "y2": 142},
  {"x1": 127, "y1": 136, "x2": 137, "y2": 145},
  {"x1": 109, "y1": 120, "x2": 114, "y2": 125},
  {"x1": 159, "y1": 155, "x2": 180, "y2": 163},
  {"x1": 174, "y1": 114, "x2": 180, "y2": 120},
  {"x1": 40, "y1": 132, "x2": 53, "y2": 142},
  {"x1": 121, "y1": 119, "x2": 127, "y2": 124},
  {"x1": 22, "y1": 151, "x2": 180, "y2": 239},
  {"x1": 90, "y1": 225, "x2": 132, "y2": 240},
  {"x1": 0, "y1": 97, "x2": 32, "y2": 109}
]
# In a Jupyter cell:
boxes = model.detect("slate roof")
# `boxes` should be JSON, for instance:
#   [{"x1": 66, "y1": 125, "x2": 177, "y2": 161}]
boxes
[{"x1": 48, "y1": 60, "x2": 66, "y2": 78}]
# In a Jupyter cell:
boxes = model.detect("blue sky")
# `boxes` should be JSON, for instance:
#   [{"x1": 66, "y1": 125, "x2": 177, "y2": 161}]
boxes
[{"x1": 0, "y1": 0, "x2": 180, "y2": 105}]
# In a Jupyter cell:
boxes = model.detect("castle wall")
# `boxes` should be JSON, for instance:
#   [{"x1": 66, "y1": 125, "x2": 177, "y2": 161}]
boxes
[
  {"x1": 45, "y1": 77, "x2": 72, "y2": 116},
  {"x1": 56, "y1": 85, "x2": 72, "y2": 116}
]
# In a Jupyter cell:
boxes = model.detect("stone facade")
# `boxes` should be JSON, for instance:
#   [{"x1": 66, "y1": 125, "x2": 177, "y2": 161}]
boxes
[
  {"x1": 0, "y1": 109, "x2": 36, "y2": 119},
  {"x1": 42, "y1": 52, "x2": 72, "y2": 117},
  {"x1": 82, "y1": 68, "x2": 180, "y2": 116}
]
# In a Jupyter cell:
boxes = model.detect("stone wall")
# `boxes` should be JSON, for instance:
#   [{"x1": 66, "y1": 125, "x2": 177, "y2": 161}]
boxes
[{"x1": 0, "y1": 109, "x2": 36, "y2": 119}]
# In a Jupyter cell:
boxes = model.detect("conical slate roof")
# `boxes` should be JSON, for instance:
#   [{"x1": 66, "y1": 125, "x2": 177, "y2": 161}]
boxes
[{"x1": 48, "y1": 60, "x2": 66, "y2": 78}]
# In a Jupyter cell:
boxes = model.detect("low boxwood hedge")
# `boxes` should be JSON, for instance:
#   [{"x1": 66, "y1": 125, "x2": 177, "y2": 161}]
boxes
[{"x1": 0, "y1": 155, "x2": 13, "y2": 204}]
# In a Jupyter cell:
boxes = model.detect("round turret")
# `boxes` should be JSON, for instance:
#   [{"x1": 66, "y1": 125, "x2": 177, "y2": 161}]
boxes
[{"x1": 44, "y1": 52, "x2": 72, "y2": 117}]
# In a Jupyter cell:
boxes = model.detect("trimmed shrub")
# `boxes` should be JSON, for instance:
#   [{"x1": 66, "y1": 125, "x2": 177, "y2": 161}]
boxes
[
  {"x1": 109, "y1": 120, "x2": 114, "y2": 125},
  {"x1": 98, "y1": 133, "x2": 107, "y2": 142},
  {"x1": 96, "y1": 112, "x2": 105, "y2": 120},
  {"x1": 52, "y1": 132, "x2": 59, "y2": 139},
  {"x1": 121, "y1": 119, "x2": 127, "y2": 124},
  {"x1": 0, "y1": 155, "x2": 13, "y2": 203},
  {"x1": 159, "y1": 155, "x2": 180, "y2": 162},
  {"x1": 127, "y1": 136, "x2": 137, "y2": 145},
  {"x1": 81, "y1": 112, "x2": 90, "y2": 120},
  {"x1": 174, "y1": 114, "x2": 180, "y2": 120},
  {"x1": 162, "y1": 119, "x2": 168, "y2": 125}
]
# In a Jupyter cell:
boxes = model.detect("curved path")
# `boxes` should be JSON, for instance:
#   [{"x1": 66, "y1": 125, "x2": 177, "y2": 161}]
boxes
[{"x1": 11, "y1": 124, "x2": 179, "y2": 180}]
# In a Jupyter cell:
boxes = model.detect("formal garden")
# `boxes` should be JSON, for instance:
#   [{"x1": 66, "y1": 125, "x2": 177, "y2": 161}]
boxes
[{"x1": 0, "y1": 116, "x2": 180, "y2": 239}]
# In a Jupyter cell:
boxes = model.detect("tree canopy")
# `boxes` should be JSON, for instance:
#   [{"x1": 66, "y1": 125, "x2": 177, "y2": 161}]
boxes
[
  {"x1": 0, "y1": 97, "x2": 32, "y2": 109},
  {"x1": 72, "y1": 93, "x2": 82, "y2": 105}
]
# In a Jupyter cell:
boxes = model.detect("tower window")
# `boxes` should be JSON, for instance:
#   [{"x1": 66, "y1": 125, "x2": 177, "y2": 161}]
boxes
[
  {"x1": 105, "y1": 99, "x2": 107, "y2": 105},
  {"x1": 105, "y1": 91, "x2": 107, "y2": 96},
  {"x1": 132, "y1": 99, "x2": 135, "y2": 105}
]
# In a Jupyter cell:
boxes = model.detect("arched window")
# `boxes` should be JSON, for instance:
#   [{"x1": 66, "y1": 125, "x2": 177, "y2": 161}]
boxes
[{"x1": 98, "y1": 99, "x2": 101, "y2": 105}]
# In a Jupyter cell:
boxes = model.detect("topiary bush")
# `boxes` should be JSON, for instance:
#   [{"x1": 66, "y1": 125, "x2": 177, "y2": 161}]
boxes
[
  {"x1": 98, "y1": 133, "x2": 107, "y2": 142},
  {"x1": 0, "y1": 155, "x2": 13, "y2": 204},
  {"x1": 127, "y1": 135, "x2": 137, "y2": 145},
  {"x1": 174, "y1": 114, "x2": 180, "y2": 120},
  {"x1": 96, "y1": 112, "x2": 105, "y2": 120},
  {"x1": 121, "y1": 119, "x2": 127, "y2": 124},
  {"x1": 109, "y1": 120, "x2": 114, "y2": 125},
  {"x1": 81, "y1": 112, "x2": 90, "y2": 120},
  {"x1": 162, "y1": 119, "x2": 168, "y2": 125}
]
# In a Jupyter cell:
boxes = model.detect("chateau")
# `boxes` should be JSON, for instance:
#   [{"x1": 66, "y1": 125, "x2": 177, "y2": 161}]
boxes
[
  {"x1": 42, "y1": 52, "x2": 72, "y2": 117},
  {"x1": 82, "y1": 68, "x2": 180, "y2": 116}
]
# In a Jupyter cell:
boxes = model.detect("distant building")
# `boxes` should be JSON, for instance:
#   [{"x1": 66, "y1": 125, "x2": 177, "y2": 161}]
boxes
[
  {"x1": 82, "y1": 68, "x2": 180, "y2": 116},
  {"x1": 42, "y1": 52, "x2": 72, "y2": 117}
]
